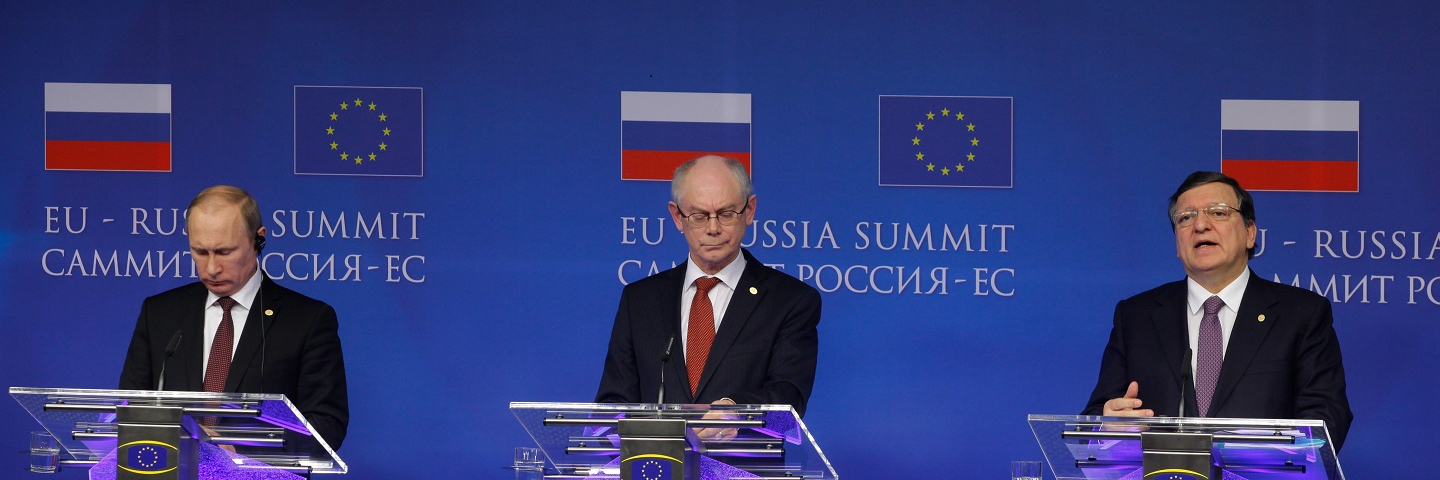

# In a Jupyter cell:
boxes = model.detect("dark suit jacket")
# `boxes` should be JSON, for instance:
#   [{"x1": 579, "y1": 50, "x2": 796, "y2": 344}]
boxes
[
  {"x1": 118, "y1": 276, "x2": 349, "y2": 449},
  {"x1": 595, "y1": 249, "x2": 822, "y2": 416},
  {"x1": 1083, "y1": 272, "x2": 1353, "y2": 450}
]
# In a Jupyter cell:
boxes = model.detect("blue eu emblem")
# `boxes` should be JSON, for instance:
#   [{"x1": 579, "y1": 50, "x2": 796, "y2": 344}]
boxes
[
  {"x1": 118, "y1": 440, "x2": 175, "y2": 474},
  {"x1": 632, "y1": 457, "x2": 671, "y2": 480}
]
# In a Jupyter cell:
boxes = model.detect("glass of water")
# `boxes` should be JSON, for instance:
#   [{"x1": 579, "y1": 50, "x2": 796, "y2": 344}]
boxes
[
  {"x1": 30, "y1": 431, "x2": 59, "y2": 473},
  {"x1": 1011, "y1": 460, "x2": 1042, "y2": 480}
]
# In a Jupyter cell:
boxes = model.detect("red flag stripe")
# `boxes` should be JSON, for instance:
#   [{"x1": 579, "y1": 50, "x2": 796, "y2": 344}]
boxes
[
  {"x1": 1222, "y1": 159, "x2": 1357, "y2": 192},
  {"x1": 622, "y1": 150, "x2": 750, "y2": 180},
  {"x1": 45, "y1": 140, "x2": 171, "y2": 171}
]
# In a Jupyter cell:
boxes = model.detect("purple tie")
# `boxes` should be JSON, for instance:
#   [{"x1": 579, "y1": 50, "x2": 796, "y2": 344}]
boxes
[{"x1": 1195, "y1": 295, "x2": 1225, "y2": 417}]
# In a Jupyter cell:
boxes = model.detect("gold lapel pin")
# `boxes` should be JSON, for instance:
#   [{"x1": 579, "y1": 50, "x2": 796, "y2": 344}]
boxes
[
  {"x1": 749, "y1": 287, "x2": 758, "y2": 295},
  {"x1": 265, "y1": 309, "x2": 274, "y2": 316},
  {"x1": 1257, "y1": 314, "x2": 1266, "y2": 322}
]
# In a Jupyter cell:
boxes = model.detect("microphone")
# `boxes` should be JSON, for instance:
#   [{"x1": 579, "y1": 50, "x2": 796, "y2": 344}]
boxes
[
  {"x1": 157, "y1": 331, "x2": 183, "y2": 391},
  {"x1": 657, "y1": 335, "x2": 676, "y2": 407},
  {"x1": 1178, "y1": 347, "x2": 1193, "y2": 418}
]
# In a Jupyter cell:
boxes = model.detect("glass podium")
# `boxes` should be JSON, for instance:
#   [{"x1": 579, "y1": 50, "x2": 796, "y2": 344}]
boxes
[
  {"x1": 511, "y1": 402, "x2": 837, "y2": 480},
  {"x1": 1028, "y1": 414, "x2": 1343, "y2": 480},
  {"x1": 11, "y1": 387, "x2": 345, "y2": 479}
]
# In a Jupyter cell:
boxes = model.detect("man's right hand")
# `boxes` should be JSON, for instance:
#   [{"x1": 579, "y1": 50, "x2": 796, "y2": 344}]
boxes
[{"x1": 1102, "y1": 381, "x2": 1154, "y2": 417}]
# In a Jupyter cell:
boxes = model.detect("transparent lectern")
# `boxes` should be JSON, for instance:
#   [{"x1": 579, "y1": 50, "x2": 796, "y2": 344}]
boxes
[
  {"x1": 1028, "y1": 414, "x2": 1344, "y2": 480},
  {"x1": 511, "y1": 402, "x2": 837, "y2": 480},
  {"x1": 11, "y1": 387, "x2": 345, "y2": 480}
]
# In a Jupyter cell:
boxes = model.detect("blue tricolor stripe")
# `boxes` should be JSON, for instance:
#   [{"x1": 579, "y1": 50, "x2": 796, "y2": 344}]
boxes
[
  {"x1": 1221, "y1": 130, "x2": 1358, "y2": 161},
  {"x1": 45, "y1": 112, "x2": 171, "y2": 142},
  {"x1": 621, "y1": 121, "x2": 750, "y2": 152}
]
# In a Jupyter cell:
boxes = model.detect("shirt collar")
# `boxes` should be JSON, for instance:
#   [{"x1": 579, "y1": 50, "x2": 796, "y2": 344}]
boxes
[
  {"x1": 207, "y1": 269, "x2": 264, "y2": 310},
  {"x1": 1186, "y1": 267, "x2": 1250, "y2": 315},
  {"x1": 684, "y1": 253, "x2": 747, "y2": 290}
]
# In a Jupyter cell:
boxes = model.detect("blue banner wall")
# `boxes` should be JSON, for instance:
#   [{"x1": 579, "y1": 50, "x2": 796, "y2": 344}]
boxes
[{"x1": 3, "y1": 2, "x2": 1437, "y2": 478}]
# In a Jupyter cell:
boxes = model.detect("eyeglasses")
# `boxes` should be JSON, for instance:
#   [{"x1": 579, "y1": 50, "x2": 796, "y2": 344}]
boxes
[
  {"x1": 676, "y1": 201, "x2": 750, "y2": 228},
  {"x1": 1172, "y1": 203, "x2": 1241, "y2": 228}
]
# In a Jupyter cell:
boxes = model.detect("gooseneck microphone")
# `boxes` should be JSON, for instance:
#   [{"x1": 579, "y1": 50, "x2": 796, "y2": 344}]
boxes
[
  {"x1": 657, "y1": 335, "x2": 676, "y2": 406},
  {"x1": 157, "y1": 331, "x2": 183, "y2": 391},
  {"x1": 1179, "y1": 347, "x2": 1193, "y2": 418}
]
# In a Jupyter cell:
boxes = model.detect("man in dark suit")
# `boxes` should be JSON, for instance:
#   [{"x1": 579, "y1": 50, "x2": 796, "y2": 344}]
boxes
[
  {"x1": 1083, "y1": 171, "x2": 1352, "y2": 450},
  {"x1": 119, "y1": 185, "x2": 348, "y2": 450},
  {"x1": 596, "y1": 155, "x2": 822, "y2": 418}
]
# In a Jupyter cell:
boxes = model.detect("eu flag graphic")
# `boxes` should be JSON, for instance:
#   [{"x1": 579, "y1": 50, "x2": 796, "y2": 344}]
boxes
[
  {"x1": 1221, "y1": 99, "x2": 1359, "y2": 192},
  {"x1": 631, "y1": 457, "x2": 672, "y2": 480},
  {"x1": 879, "y1": 95, "x2": 1013, "y2": 187},
  {"x1": 295, "y1": 86, "x2": 424, "y2": 177},
  {"x1": 44, "y1": 83, "x2": 172, "y2": 172},
  {"x1": 118, "y1": 441, "x2": 175, "y2": 474}
]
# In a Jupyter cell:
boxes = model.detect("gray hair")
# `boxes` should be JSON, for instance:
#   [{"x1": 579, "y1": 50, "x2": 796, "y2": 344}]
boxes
[{"x1": 670, "y1": 156, "x2": 753, "y2": 204}]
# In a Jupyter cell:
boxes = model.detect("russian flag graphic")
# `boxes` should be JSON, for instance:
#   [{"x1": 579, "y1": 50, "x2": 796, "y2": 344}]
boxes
[
  {"x1": 621, "y1": 91, "x2": 751, "y2": 181},
  {"x1": 1221, "y1": 99, "x2": 1359, "y2": 192},
  {"x1": 44, "y1": 83, "x2": 172, "y2": 172}
]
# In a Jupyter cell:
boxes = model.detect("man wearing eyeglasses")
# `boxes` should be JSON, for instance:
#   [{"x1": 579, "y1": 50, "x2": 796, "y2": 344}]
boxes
[
  {"x1": 595, "y1": 155, "x2": 822, "y2": 419},
  {"x1": 1083, "y1": 171, "x2": 1353, "y2": 450}
]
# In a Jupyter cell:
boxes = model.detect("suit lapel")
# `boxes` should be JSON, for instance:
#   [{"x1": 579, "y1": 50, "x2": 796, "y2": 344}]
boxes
[
  {"x1": 176, "y1": 284, "x2": 209, "y2": 391},
  {"x1": 1149, "y1": 281, "x2": 1191, "y2": 413},
  {"x1": 1208, "y1": 273, "x2": 1276, "y2": 416},
  {"x1": 656, "y1": 267, "x2": 689, "y2": 402},
  {"x1": 226, "y1": 278, "x2": 279, "y2": 392},
  {"x1": 694, "y1": 256, "x2": 766, "y2": 399}
]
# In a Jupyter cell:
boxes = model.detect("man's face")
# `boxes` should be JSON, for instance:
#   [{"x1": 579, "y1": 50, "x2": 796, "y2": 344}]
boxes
[
  {"x1": 188, "y1": 204, "x2": 261, "y2": 297},
  {"x1": 1173, "y1": 182, "x2": 1256, "y2": 287},
  {"x1": 669, "y1": 162, "x2": 755, "y2": 275}
]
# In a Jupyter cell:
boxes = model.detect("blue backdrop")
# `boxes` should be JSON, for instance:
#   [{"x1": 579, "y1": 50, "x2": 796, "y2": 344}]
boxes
[{"x1": 3, "y1": 2, "x2": 1437, "y2": 478}]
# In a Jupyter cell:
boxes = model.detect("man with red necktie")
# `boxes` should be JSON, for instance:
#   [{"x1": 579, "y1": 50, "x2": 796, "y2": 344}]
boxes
[{"x1": 596, "y1": 156, "x2": 822, "y2": 418}]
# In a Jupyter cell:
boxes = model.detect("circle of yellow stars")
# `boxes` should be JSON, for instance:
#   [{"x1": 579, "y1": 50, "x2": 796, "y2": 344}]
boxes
[
  {"x1": 910, "y1": 107, "x2": 978, "y2": 176},
  {"x1": 328, "y1": 97, "x2": 392, "y2": 165}
]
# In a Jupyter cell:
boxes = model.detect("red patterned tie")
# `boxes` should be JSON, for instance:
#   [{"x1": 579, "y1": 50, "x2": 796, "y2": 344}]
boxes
[
  {"x1": 202, "y1": 297, "x2": 236, "y2": 426},
  {"x1": 1196, "y1": 296, "x2": 1225, "y2": 417},
  {"x1": 686, "y1": 277, "x2": 722, "y2": 397}
]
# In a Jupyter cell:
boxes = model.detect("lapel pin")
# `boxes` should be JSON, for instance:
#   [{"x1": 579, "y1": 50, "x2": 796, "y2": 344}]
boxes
[
  {"x1": 749, "y1": 287, "x2": 758, "y2": 295},
  {"x1": 1257, "y1": 314, "x2": 1265, "y2": 322},
  {"x1": 265, "y1": 309, "x2": 274, "y2": 316}
]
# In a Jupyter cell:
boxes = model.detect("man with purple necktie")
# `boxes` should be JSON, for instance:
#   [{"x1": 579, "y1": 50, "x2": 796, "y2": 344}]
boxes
[{"x1": 1082, "y1": 171, "x2": 1353, "y2": 450}]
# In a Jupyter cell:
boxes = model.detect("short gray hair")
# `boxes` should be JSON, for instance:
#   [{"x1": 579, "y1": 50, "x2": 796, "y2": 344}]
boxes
[{"x1": 670, "y1": 155, "x2": 753, "y2": 204}]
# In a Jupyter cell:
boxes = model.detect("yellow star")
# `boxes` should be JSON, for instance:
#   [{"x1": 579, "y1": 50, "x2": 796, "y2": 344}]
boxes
[
  {"x1": 915, "y1": 152, "x2": 925, "y2": 161},
  {"x1": 971, "y1": 137, "x2": 980, "y2": 146},
  {"x1": 379, "y1": 142, "x2": 388, "y2": 151},
  {"x1": 956, "y1": 111, "x2": 965, "y2": 120},
  {"x1": 354, "y1": 98, "x2": 362, "y2": 106},
  {"x1": 941, "y1": 108, "x2": 950, "y2": 117},
  {"x1": 911, "y1": 137, "x2": 921, "y2": 146},
  {"x1": 967, "y1": 123, "x2": 975, "y2": 132},
  {"x1": 368, "y1": 102, "x2": 377, "y2": 111},
  {"x1": 340, "y1": 152, "x2": 349, "y2": 161},
  {"x1": 926, "y1": 163, "x2": 935, "y2": 171},
  {"x1": 329, "y1": 112, "x2": 338, "y2": 120},
  {"x1": 382, "y1": 127, "x2": 391, "y2": 136},
  {"x1": 941, "y1": 167, "x2": 950, "y2": 175},
  {"x1": 966, "y1": 152, "x2": 975, "y2": 161},
  {"x1": 326, "y1": 126, "x2": 334, "y2": 135},
  {"x1": 368, "y1": 152, "x2": 377, "y2": 161},
  {"x1": 915, "y1": 122, "x2": 925, "y2": 131},
  {"x1": 378, "y1": 113, "x2": 388, "y2": 122},
  {"x1": 926, "y1": 111, "x2": 935, "y2": 120},
  {"x1": 329, "y1": 141, "x2": 338, "y2": 150},
  {"x1": 956, "y1": 163, "x2": 964, "y2": 172},
  {"x1": 354, "y1": 156, "x2": 363, "y2": 165},
  {"x1": 340, "y1": 103, "x2": 348, "y2": 110}
]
